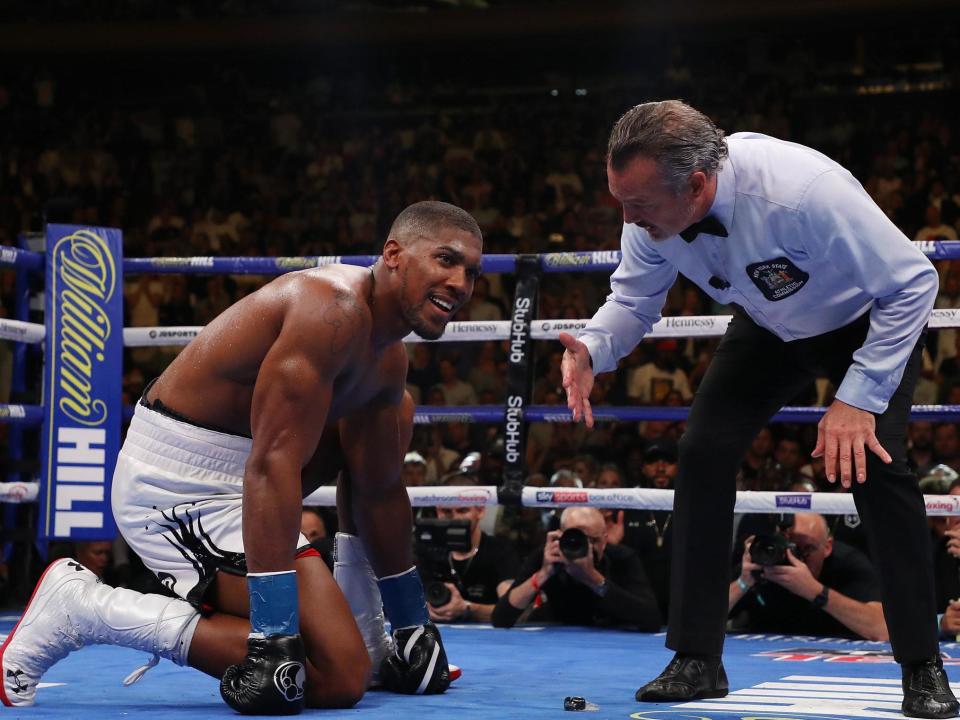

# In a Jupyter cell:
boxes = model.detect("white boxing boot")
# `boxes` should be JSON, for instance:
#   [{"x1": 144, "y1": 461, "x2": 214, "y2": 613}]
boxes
[
  {"x1": 333, "y1": 533, "x2": 393, "y2": 686},
  {"x1": 0, "y1": 558, "x2": 200, "y2": 707}
]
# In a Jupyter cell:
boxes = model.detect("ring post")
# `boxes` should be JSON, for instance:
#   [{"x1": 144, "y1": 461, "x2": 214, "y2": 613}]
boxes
[
  {"x1": 37, "y1": 225, "x2": 123, "y2": 541},
  {"x1": 500, "y1": 254, "x2": 540, "y2": 505}
]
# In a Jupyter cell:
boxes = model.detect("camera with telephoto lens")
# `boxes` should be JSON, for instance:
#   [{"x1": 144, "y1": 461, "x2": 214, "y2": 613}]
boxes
[
  {"x1": 414, "y1": 518, "x2": 471, "y2": 607},
  {"x1": 749, "y1": 533, "x2": 798, "y2": 566},
  {"x1": 558, "y1": 527, "x2": 590, "y2": 561}
]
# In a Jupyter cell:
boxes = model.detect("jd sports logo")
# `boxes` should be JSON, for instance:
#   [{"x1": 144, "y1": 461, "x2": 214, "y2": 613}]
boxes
[
  {"x1": 274, "y1": 661, "x2": 305, "y2": 702},
  {"x1": 746, "y1": 257, "x2": 809, "y2": 301}
]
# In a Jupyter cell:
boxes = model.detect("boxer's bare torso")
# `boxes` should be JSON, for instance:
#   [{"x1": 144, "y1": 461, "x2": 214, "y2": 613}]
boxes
[{"x1": 146, "y1": 265, "x2": 404, "y2": 493}]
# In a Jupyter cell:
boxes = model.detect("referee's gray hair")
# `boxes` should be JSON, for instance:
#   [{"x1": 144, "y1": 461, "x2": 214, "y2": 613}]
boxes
[
  {"x1": 387, "y1": 200, "x2": 482, "y2": 246},
  {"x1": 607, "y1": 100, "x2": 728, "y2": 193}
]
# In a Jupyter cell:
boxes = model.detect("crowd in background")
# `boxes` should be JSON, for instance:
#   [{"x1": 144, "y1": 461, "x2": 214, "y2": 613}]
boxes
[{"x1": 1, "y1": 14, "x2": 960, "y2": 639}]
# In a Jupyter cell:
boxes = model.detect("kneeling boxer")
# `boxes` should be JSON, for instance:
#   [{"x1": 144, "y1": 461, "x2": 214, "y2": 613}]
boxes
[{"x1": 0, "y1": 201, "x2": 482, "y2": 714}]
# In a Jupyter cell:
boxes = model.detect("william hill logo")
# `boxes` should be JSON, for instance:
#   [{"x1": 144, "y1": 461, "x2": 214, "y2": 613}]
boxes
[{"x1": 53, "y1": 229, "x2": 115, "y2": 427}]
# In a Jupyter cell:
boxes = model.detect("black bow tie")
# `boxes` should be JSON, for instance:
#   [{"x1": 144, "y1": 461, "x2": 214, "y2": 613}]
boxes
[{"x1": 679, "y1": 215, "x2": 728, "y2": 243}]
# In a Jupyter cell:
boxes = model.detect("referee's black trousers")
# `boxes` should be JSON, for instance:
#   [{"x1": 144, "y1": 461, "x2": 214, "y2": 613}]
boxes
[{"x1": 665, "y1": 309, "x2": 938, "y2": 664}]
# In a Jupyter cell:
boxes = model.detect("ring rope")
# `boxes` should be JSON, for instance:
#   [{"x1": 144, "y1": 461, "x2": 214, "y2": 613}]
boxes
[
  {"x1": 8, "y1": 306, "x2": 960, "y2": 346},
  {"x1": 6, "y1": 243, "x2": 960, "y2": 276}
]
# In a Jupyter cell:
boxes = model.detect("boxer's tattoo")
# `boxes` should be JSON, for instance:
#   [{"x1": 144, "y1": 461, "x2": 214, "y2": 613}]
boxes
[{"x1": 323, "y1": 288, "x2": 364, "y2": 355}]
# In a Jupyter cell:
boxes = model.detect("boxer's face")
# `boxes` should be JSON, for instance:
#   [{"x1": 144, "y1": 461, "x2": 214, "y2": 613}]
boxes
[
  {"x1": 607, "y1": 156, "x2": 704, "y2": 240},
  {"x1": 400, "y1": 228, "x2": 482, "y2": 340}
]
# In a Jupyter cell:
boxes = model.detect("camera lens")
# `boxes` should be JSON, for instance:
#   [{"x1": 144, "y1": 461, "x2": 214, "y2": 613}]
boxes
[
  {"x1": 426, "y1": 581, "x2": 452, "y2": 607},
  {"x1": 749, "y1": 533, "x2": 797, "y2": 566},
  {"x1": 559, "y1": 527, "x2": 590, "y2": 560}
]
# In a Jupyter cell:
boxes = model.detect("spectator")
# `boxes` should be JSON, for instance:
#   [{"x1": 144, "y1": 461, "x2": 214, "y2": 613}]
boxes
[
  {"x1": 421, "y1": 492, "x2": 520, "y2": 624},
  {"x1": 626, "y1": 340, "x2": 692, "y2": 405},
  {"x1": 493, "y1": 507, "x2": 661, "y2": 631},
  {"x1": 597, "y1": 462, "x2": 625, "y2": 490},
  {"x1": 401, "y1": 451, "x2": 428, "y2": 487},
  {"x1": 919, "y1": 467, "x2": 960, "y2": 637},
  {"x1": 909, "y1": 421, "x2": 937, "y2": 475},
  {"x1": 740, "y1": 427, "x2": 774, "y2": 488},
  {"x1": 934, "y1": 423, "x2": 960, "y2": 471},
  {"x1": 772, "y1": 434, "x2": 804, "y2": 478},
  {"x1": 729, "y1": 513, "x2": 887, "y2": 641},
  {"x1": 618, "y1": 439, "x2": 678, "y2": 619},
  {"x1": 915, "y1": 205, "x2": 958, "y2": 242},
  {"x1": 572, "y1": 454, "x2": 599, "y2": 489},
  {"x1": 435, "y1": 359, "x2": 477, "y2": 406},
  {"x1": 300, "y1": 507, "x2": 334, "y2": 569},
  {"x1": 75, "y1": 540, "x2": 113, "y2": 581},
  {"x1": 463, "y1": 276, "x2": 505, "y2": 321}
]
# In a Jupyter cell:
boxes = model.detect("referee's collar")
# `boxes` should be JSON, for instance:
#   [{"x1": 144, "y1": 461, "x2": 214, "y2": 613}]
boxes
[{"x1": 705, "y1": 155, "x2": 736, "y2": 234}]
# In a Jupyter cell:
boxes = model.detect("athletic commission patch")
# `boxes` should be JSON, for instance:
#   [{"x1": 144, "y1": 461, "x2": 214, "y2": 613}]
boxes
[{"x1": 746, "y1": 257, "x2": 809, "y2": 301}]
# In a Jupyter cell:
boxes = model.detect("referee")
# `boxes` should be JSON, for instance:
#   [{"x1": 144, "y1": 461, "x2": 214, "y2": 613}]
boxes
[{"x1": 561, "y1": 100, "x2": 958, "y2": 719}]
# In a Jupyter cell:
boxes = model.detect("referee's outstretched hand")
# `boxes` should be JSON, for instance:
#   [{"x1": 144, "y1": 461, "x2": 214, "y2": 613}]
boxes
[
  {"x1": 559, "y1": 332, "x2": 595, "y2": 428},
  {"x1": 811, "y1": 399, "x2": 892, "y2": 488}
]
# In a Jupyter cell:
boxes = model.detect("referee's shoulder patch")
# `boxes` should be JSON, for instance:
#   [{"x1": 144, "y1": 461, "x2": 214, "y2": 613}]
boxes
[{"x1": 746, "y1": 256, "x2": 809, "y2": 301}]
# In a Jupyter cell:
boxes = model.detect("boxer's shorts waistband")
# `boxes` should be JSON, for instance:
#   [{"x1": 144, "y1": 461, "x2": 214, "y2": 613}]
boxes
[{"x1": 122, "y1": 402, "x2": 252, "y2": 483}]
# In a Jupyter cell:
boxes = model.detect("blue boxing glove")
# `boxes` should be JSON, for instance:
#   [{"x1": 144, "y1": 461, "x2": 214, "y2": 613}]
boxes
[
  {"x1": 220, "y1": 571, "x2": 306, "y2": 715},
  {"x1": 376, "y1": 567, "x2": 450, "y2": 695}
]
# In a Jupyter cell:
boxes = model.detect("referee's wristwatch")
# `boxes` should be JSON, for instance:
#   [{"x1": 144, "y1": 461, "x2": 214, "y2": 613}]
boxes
[{"x1": 811, "y1": 584, "x2": 830, "y2": 609}]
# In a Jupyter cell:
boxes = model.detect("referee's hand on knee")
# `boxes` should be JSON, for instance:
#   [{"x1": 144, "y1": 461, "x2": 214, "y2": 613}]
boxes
[{"x1": 812, "y1": 399, "x2": 892, "y2": 487}]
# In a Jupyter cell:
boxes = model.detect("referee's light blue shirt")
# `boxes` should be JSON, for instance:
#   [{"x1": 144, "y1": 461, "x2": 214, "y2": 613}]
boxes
[{"x1": 579, "y1": 132, "x2": 938, "y2": 414}]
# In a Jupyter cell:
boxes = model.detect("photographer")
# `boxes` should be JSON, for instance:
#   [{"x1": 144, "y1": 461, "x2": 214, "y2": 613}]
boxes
[
  {"x1": 729, "y1": 513, "x2": 887, "y2": 641},
  {"x1": 492, "y1": 507, "x2": 661, "y2": 631},
  {"x1": 418, "y1": 502, "x2": 519, "y2": 624}
]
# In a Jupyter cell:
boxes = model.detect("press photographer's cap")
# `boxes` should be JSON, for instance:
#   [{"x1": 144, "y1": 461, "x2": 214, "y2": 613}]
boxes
[
  {"x1": 404, "y1": 451, "x2": 427, "y2": 466},
  {"x1": 919, "y1": 463, "x2": 959, "y2": 495}
]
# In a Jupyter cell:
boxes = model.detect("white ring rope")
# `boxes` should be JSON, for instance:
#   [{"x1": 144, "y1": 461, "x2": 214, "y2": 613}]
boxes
[
  {"x1": 0, "y1": 308, "x2": 960, "y2": 347},
  {"x1": 295, "y1": 485, "x2": 960, "y2": 517},
  {"x1": 5, "y1": 308, "x2": 960, "y2": 346}
]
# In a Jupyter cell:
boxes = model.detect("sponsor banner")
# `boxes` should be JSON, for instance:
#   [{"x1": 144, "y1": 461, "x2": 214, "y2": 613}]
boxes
[
  {"x1": 649, "y1": 314, "x2": 731, "y2": 338},
  {"x1": 412, "y1": 413, "x2": 477, "y2": 424},
  {"x1": 530, "y1": 319, "x2": 589, "y2": 340},
  {"x1": 0, "y1": 482, "x2": 39, "y2": 503},
  {"x1": 301, "y1": 485, "x2": 499, "y2": 507},
  {"x1": 39, "y1": 225, "x2": 123, "y2": 540},
  {"x1": 540, "y1": 251, "x2": 622, "y2": 271},
  {"x1": 926, "y1": 495, "x2": 960, "y2": 515},
  {"x1": 274, "y1": 257, "x2": 321, "y2": 271},
  {"x1": 403, "y1": 321, "x2": 510, "y2": 343},
  {"x1": 776, "y1": 493, "x2": 813, "y2": 509},
  {"x1": 754, "y1": 646, "x2": 960, "y2": 665},
  {"x1": 523, "y1": 487, "x2": 675, "y2": 510},
  {"x1": 123, "y1": 326, "x2": 203, "y2": 347},
  {"x1": 503, "y1": 256, "x2": 539, "y2": 486},
  {"x1": 913, "y1": 240, "x2": 960, "y2": 259},
  {"x1": 930, "y1": 308, "x2": 960, "y2": 329},
  {"x1": 147, "y1": 256, "x2": 215, "y2": 269},
  {"x1": 662, "y1": 674, "x2": 920, "y2": 718},
  {"x1": 0, "y1": 318, "x2": 45, "y2": 344}
]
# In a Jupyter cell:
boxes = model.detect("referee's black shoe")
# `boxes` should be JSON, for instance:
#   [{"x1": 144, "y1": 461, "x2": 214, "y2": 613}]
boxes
[
  {"x1": 902, "y1": 656, "x2": 959, "y2": 718},
  {"x1": 636, "y1": 653, "x2": 728, "y2": 702}
]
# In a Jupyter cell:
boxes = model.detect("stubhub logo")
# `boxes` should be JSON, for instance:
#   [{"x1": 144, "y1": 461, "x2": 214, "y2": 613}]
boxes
[{"x1": 776, "y1": 494, "x2": 812, "y2": 509}]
